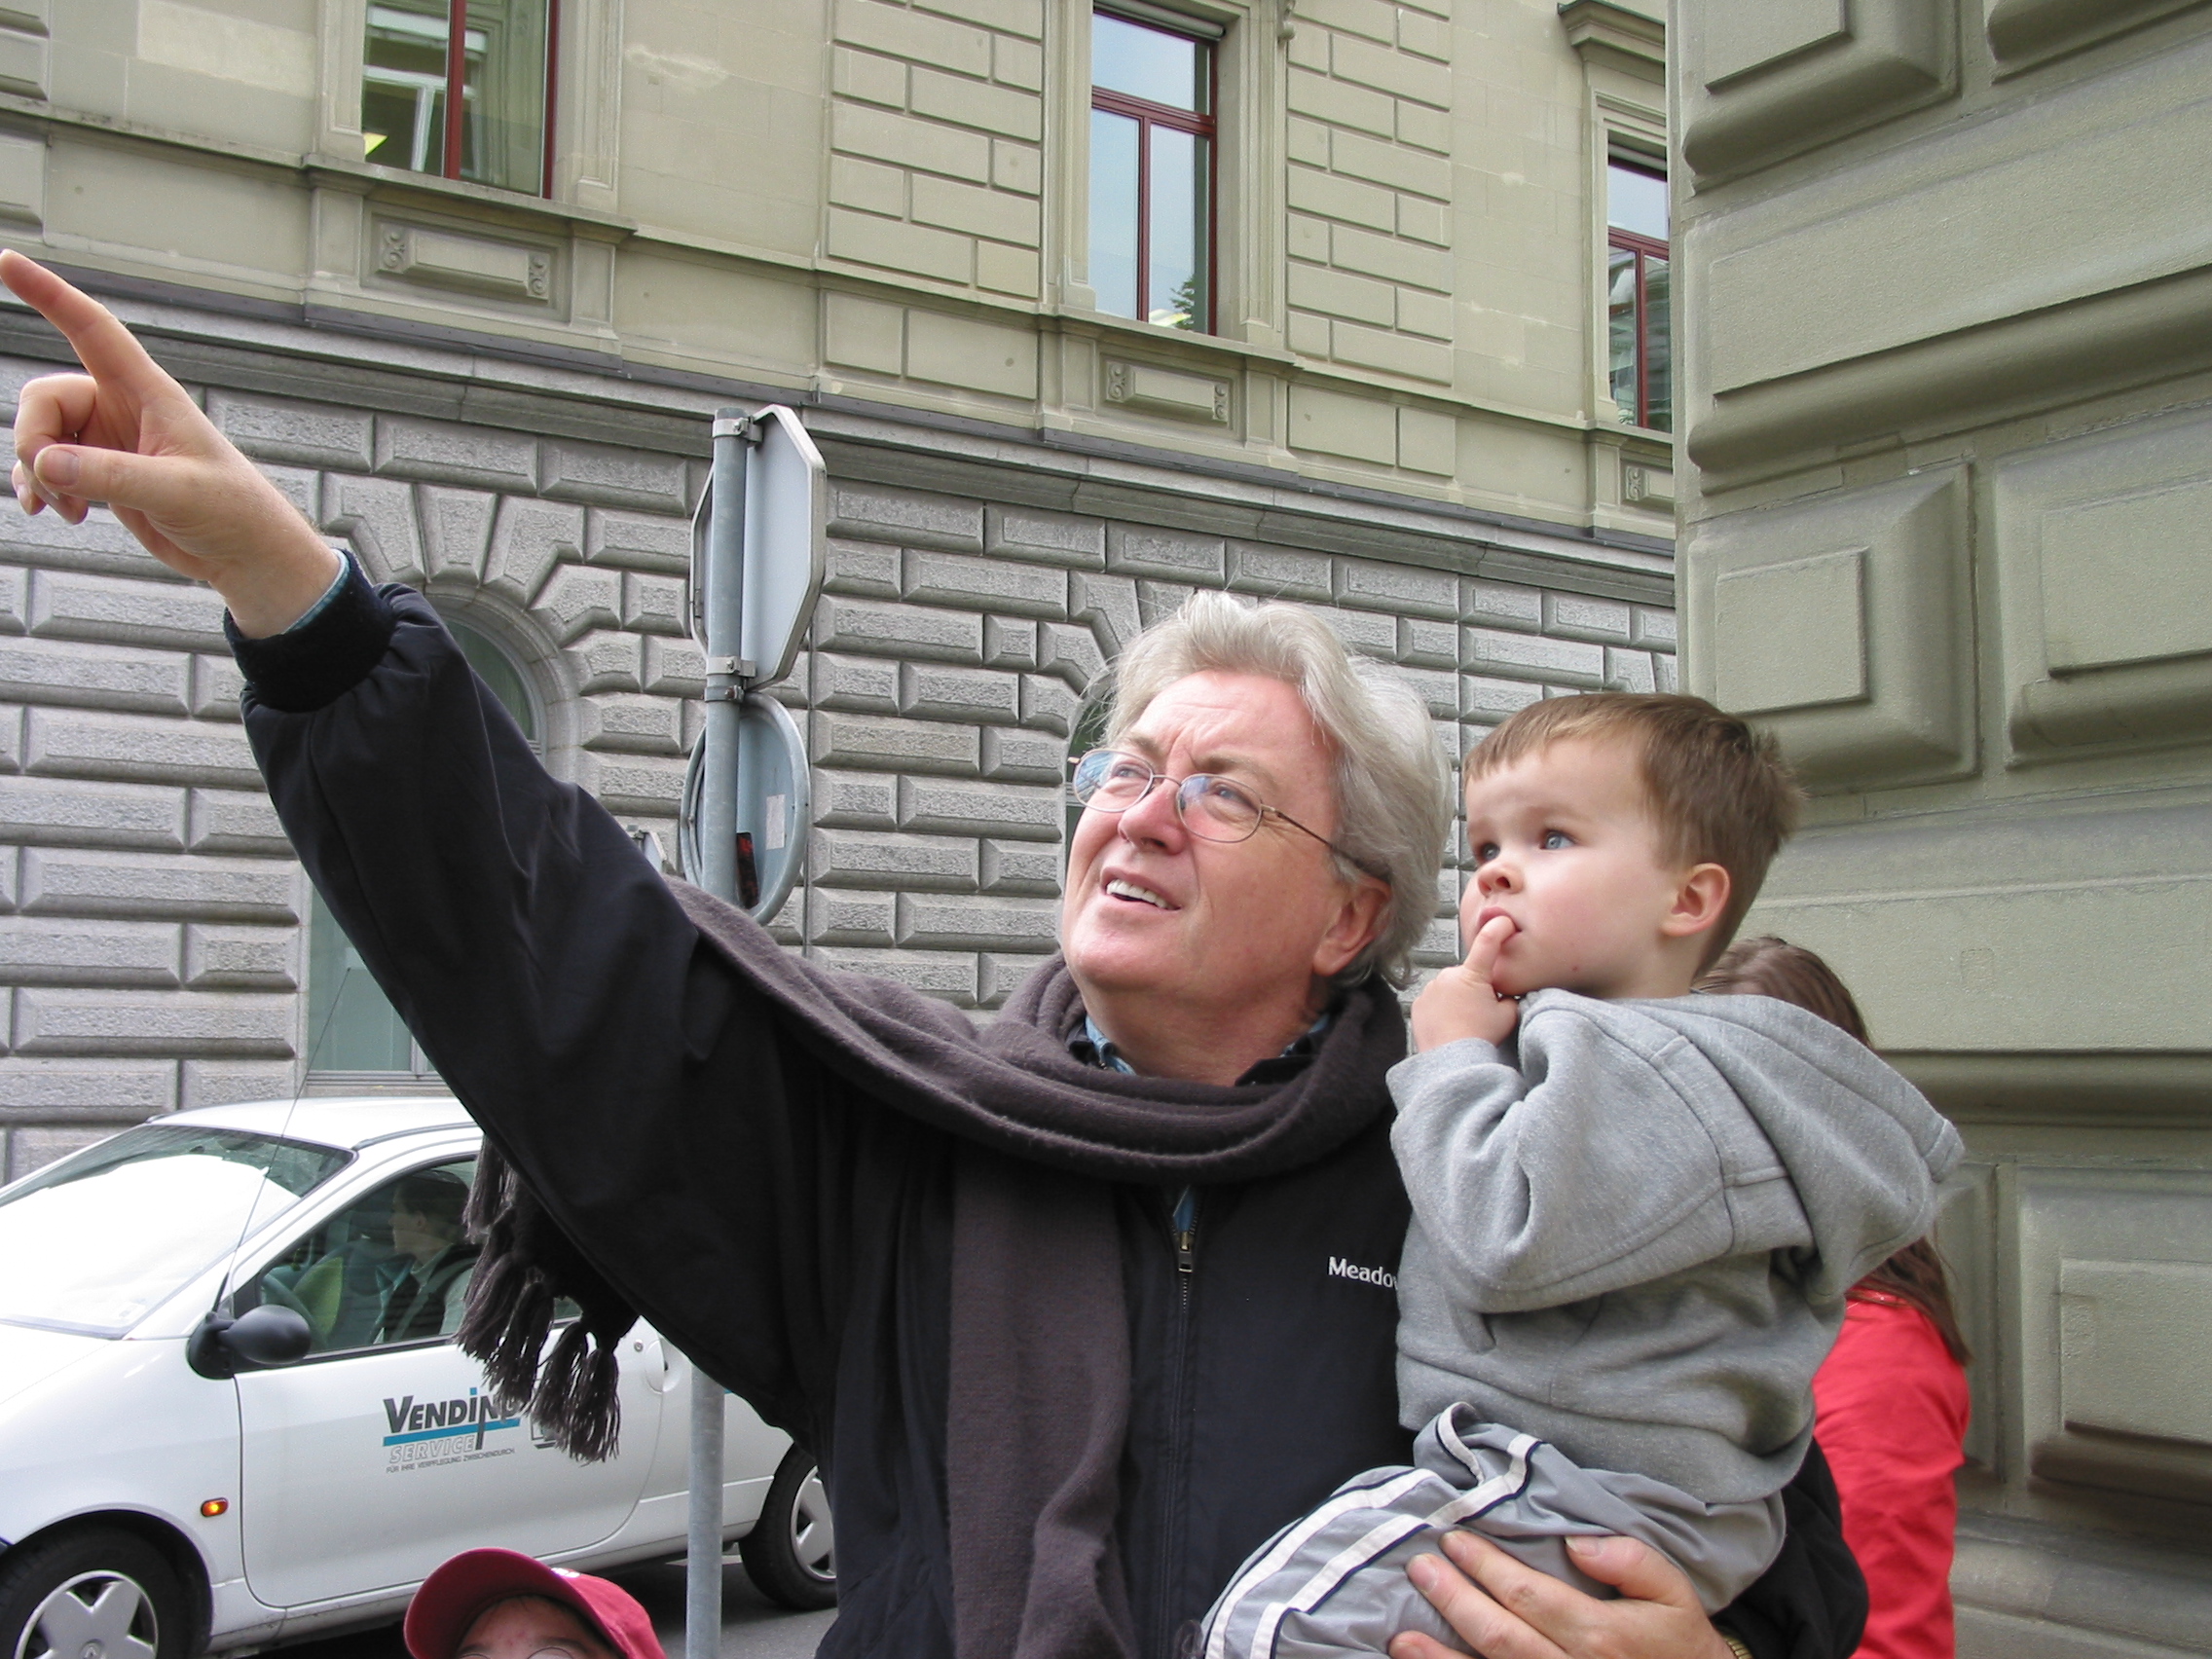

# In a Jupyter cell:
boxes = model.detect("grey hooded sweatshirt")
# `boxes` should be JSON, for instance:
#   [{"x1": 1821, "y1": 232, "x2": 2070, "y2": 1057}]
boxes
[{"x1": 1391, "y1": 988, "x2": 1965, "y2": 1506}]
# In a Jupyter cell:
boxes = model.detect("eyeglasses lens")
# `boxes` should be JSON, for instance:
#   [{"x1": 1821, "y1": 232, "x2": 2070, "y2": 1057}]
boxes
[
  {"x1": 1177, "y1": 775, "x2": 1261, "y2": 839},
  {"x1": 1072, "y1": 752, "x2": 1261, "y2": 842},
  {"x1": 1074, "y1": 752, "x2": 1150, "y2": 803}
]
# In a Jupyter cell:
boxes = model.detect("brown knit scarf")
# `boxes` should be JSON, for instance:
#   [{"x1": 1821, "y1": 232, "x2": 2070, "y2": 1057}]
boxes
[{"x1": 457, "y1": 881, "x2": 1404, "y2": 1659}]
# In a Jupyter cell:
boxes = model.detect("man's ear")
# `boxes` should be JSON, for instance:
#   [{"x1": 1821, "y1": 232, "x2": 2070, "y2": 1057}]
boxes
[
  {"x1": 1660, "y1": 863, "x2": 1731, "y2": 941},
  {"x1": 1312, "y1": 873, "x2": 1391, "y2": 979}
]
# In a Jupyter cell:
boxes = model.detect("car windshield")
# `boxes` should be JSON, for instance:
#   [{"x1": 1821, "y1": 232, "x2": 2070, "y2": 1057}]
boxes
[{"x1": 0, "y1": 1124, "x2": 351, "y2": 1337}]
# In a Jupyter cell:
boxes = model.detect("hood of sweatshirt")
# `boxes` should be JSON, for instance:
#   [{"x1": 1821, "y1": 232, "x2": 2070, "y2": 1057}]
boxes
[{"x1": 1527, "y1": 987, "x2": 1964, "y2": 1301}]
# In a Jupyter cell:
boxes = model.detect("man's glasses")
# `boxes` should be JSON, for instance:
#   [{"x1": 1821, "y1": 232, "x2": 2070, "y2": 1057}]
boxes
[{"x1": 1068, "y1": 750, "x2": 1378, "y2": 875}]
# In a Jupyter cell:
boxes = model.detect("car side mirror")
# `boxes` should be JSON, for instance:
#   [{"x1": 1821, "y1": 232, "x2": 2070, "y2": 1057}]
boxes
[{"x1": 188, "y1": 1304, "x2": 313, "y2": 1379}]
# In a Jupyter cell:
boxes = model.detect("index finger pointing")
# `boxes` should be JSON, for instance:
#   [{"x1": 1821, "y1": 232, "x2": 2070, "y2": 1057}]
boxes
[{"x1": 0, "y1": 251, "x2": 171, "y2": 395}]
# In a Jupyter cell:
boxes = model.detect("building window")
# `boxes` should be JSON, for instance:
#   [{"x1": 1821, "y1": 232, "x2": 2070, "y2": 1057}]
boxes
[
  {"x1": 1606, "y1": 159, "x2": 1671, "y2": 432},
  {"x1": 305, "y1": 622, "x2": 541, "y2": 1084},
  {"x1": 1089, "y1": 10, "x2": 1216, "y2": 333},
  {"x1": 362, "y1": 0, "x2": 558, "y2": 197}
]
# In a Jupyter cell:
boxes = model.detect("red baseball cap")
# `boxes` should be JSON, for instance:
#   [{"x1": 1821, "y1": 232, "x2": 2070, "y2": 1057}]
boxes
[{"x1": 404, "y1": 1549, "x2": 666, "y2": 1659}]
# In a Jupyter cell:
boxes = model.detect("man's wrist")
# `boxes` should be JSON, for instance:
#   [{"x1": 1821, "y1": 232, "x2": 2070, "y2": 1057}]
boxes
[
  {"x1": 227, "y1": 547, "x2": 398, "y2": 714},
  {"x1": 1715, "y1": 1629, "x2": 1754, "y2": 1659},
  {"x1": 277, "y1": 548, "x2": 355, "y2": 634},
  {"x1": 222, "y1": 537, "x2": 347, "y2": 640}
]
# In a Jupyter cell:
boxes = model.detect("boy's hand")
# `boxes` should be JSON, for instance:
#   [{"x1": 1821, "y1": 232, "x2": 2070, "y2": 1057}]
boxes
[{"x1": 1411, "y1": 914, "x2": 1519, "y2": 1051}]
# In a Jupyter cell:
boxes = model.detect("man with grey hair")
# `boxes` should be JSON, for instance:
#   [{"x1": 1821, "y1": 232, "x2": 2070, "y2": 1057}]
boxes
[
  {"x1": 2, "y1": 253, "x2": 1861, "y2": 1659},
  {"x1": 1060, "y1": 591, "x2": 1451, "y2": 1082}
]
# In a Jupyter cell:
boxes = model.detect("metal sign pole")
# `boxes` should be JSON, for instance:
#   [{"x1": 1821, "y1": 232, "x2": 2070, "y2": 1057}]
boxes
[
  {"x1": 674, "y1": 400, "x2": 825, "y2": 1648},
  {"x1": 686, "y1": 407, "x2": 754, "y2": 1659},
  {"x1": 697, "y1": 413, "x2": 754, "y2": 901}
]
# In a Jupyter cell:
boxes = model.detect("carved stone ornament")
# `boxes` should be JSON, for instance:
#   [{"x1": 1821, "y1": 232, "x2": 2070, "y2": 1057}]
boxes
[
  {"x1": 372, "y1": 222, "x2": 557, "y2": 307},
  {"x1": 1622, "y1": 461, "x2": 1676, "y2": 510},
  {"x1": 1102, "y1": 359, "x2": 1233, "y2": 424}
]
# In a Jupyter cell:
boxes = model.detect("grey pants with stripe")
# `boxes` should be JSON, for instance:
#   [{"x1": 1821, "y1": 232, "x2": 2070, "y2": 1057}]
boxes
[{"x1": 1195, "y1": 1405, "x2": 1787, "y2": 1659}]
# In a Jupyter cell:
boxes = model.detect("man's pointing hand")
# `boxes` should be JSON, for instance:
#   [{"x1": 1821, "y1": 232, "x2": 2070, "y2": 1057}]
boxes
[{"x1": 2, "y1": 249, "x2": 342, "y2": 636}]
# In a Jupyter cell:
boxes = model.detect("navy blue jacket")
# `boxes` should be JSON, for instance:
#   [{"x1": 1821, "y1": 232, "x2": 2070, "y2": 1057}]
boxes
[{"x1": 233, "y1": 570, "x2": 1862, "y2": 1659}]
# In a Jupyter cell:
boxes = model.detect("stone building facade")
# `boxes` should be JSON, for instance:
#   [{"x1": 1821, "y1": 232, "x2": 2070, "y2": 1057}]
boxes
[
  {"x1": 0, "y1": 293, "x2": 1675, "y2": 1170},
  {"x1": 0, "y1": 0, "x2": 1677, "y2": 1174},
  {"x1": 1672, "y1": 1, "x2": 2212, "y2": 1650}
]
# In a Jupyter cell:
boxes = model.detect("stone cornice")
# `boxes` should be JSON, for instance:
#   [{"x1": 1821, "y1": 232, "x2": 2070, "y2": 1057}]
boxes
[
  {"x1": 1558, "y1": 0, "x2": 1667, "y2": 81},
  {"x1": 0, "y1": 274, "x2": 1675, "y2": 603}
]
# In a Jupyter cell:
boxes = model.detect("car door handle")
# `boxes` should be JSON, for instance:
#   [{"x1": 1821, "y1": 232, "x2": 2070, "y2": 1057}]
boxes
[{"x1": 637, "y1": 1335, "x2": 677, "y2": 1394}]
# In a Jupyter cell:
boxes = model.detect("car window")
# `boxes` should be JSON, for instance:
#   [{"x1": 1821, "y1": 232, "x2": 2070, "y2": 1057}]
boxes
[
  {"x1": 241, "y1": 1159, "x2": 481, "y2": 1357},
  {"x1": 0, "y1": 1124, "x2": 350, "y2": 1337}
]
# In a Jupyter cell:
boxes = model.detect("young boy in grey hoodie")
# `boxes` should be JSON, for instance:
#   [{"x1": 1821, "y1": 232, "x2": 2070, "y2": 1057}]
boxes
[{"x1": 1200, "y1": 694, "x2": 1962, "y2": 1659}]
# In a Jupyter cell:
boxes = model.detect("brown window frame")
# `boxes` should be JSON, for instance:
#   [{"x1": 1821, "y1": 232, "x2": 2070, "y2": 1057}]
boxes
[
  {"x1": 393, "y1": 0, "x2": 561, "y2": 200},
  {"x1": 1605, "y1": 155, "x2": 1669, "y2": 431},
  {"x1": 1090, "y1": 12, "x2": 1219, "y2": 335},
  {"x1": 1608, "y1": 224, "x2": 1667, "y2": 430}
]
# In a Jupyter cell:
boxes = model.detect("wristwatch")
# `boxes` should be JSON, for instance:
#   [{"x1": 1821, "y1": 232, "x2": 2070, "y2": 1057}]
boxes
[{"x1": 1717, "y1": 1633, "x2": 1755, "y2": 1659}]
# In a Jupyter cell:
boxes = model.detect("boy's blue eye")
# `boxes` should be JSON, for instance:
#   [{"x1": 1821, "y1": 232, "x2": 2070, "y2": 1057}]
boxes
[
  {"x1": 1540, "y1": 829, "x2": 1572, "y2": 850},
  {"x1": 1472, "y1": 841, "x2": 1499, "y2": 864}
]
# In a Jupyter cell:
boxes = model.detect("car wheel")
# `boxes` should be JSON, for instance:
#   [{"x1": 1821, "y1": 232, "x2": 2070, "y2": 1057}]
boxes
[
  {"x1": 0, "y1": 1530, "x2": 188, "y2": 1659},
  {"x1": 738, "y1": 1446, "x2": 836, "y2": 1611}
]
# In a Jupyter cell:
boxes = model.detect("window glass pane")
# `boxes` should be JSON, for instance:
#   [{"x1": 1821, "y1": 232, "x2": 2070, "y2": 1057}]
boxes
[
  {"x1": 1089, "y1": 107, "x2": 1140, "y2": 321},
  {"x1": 1607, "y1": 244, "x2": 1641, "y2": 423},
  {"x1": 451, "y1": 622, "x2": 538, "y2": 744},
  {"x1": 461, "y1": 0, "x2": 550, "y2": 194},
  {"x1": 1607, "y1": 162, "x2": 1669, "y2": 242},
  {"x1": 1092, "y1": 13, "x2": 1206, "y2": 112},
  {"x1": 242, "y1": 1160, "x2": 480, "y2": 1356},
  {"x1": 0, "y1": 1125, "x2": 349, "y2": 1338},
  {"x1": 307, "y1": 889, "x2": 418, "y2": 1073},
  {"x1": 363, "y1": 0, "x2": 452, "y2": 174},
  {"x1": 1643, "y1": 254, "x2": 1672, "y2": 433},
  {"x1": 1148, "y1": 127, "x2": 1205, "y2": 330}
]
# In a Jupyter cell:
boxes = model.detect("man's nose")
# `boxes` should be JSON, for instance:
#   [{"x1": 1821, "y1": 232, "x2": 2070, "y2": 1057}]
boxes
[{"x1": 1117, "y1": 774, "x2": 1186, "y2": 844}]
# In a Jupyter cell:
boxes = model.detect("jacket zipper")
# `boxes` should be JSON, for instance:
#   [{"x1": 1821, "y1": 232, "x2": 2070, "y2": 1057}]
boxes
[
  {"x1": 1171, "y1": 1184, "x2": 1198, "y2": 1285},
  {"x1": 1157, "y1": 1185, "x2": 1199, "y2": 1658}
]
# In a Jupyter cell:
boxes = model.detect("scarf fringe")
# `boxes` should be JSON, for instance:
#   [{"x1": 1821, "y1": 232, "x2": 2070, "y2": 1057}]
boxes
[
  {"x1": 530, "y1": 1318, "x2": 624, "y2": 1462},
  {"x1": 454, "y1": 1249, "x2": 557, "y2": 1415},
  {"x1": 455, "y1": 1134, "x2": 636, "y2": 1461}
]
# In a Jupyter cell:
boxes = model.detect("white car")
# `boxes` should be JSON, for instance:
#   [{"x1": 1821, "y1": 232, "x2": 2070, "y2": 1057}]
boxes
[{"x1": 0, "y1": 1099, "x2": 835, "y2": 1659}]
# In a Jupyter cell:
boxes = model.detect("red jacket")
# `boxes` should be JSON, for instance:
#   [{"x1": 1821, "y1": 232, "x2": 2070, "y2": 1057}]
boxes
[{"x1": 1812, "y1": 1295, "x2": 1971, "y2": 1659}]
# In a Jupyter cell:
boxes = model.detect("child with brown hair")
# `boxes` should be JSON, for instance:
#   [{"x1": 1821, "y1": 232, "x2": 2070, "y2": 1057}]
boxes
[{"x1": 1199, "y1": 695, "x2": 1962, "y2": 1659}]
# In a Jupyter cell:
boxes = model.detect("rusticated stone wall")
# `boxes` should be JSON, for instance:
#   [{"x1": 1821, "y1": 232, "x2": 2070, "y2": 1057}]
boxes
[
  {"x1": 0, "y1": 333, "x2": 1674, "y2": 1180},
  {"x1": 794, "y1": 478, "x2": 1678, "y2": 1009},
  {"x1": 1675, "y1": 1, "x2": 2212, "y2": 1638}
]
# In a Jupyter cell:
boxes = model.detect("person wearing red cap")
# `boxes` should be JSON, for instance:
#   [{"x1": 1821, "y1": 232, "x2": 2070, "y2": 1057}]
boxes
[{"x1": 405, "y1": 1549, "x2": 665, "y2": 1659}]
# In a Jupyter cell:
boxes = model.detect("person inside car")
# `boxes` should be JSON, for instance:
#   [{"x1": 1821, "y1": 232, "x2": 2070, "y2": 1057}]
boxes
[
  {"x1": 379, "y1": 1169, "x2": 481, "y2": 1345},
  {"x1": 3, "y1": 251, "x2": 1865, "y2": 1659},
  {"x1": 405, "y1": 1548, "x2": 664, "y2": 1659}
]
